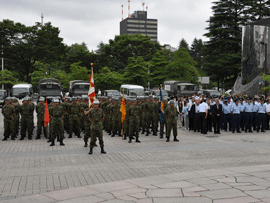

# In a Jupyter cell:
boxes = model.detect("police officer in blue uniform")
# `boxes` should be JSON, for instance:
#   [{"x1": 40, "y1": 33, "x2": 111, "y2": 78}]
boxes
[
  {"x1": 222, "y1": 100, "x2": 231, "y2": 131},
  {"x1": 252, "y1": 98, "x2": 259, "y2": 131},
  {"x1": 243, "y1": 98, "x2": 254, "y2": 133},
  {"x1": 257, "y1": 98, "x2": 266, "y2": 132},
  {"x1": 231, "y1": 99, "x2": 241, "y2": 133}
]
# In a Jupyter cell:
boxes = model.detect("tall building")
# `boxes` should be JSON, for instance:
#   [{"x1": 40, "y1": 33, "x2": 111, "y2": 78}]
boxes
[{"x1": 120, "y1": 11, "x2": 158, "y2": 42}]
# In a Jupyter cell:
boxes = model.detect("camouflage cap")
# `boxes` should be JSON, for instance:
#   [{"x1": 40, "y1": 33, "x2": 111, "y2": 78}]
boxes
[
  {"x1": 39, "y1": 97, "x2": 45, "y2": 102},
  {"x1": 93, "y1": 99, "x2": 99, "y2": 104},
  {"x1": 72, "y1": 97, "x2": 77, "y2": 101},
  {"x1": 5, "y1": 97, "x2": 11, "y2": 102},
  {"x1": 53, "y1": 98, "x2": 60, "y2": 103}
]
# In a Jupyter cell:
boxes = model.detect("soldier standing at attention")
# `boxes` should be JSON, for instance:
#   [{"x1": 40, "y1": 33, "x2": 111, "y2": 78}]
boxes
[
  {"x1": 11, "y1": 97, "x2": 20, "y2": 137},
  {"x1": 50, "y1": 98, "x2": 65, "y2": 146},
  {"x1": 141, "y1": 96, "x2": 148, "y2": 134},
  {"x1": 88, "y1": 99, "x2": 106, "y2": 155},
  {"x1": 165, "y1": 100, "x2": 179, "y2": 142},
  {"x1": 68, "y1": 97, "x2": 81, "y2": 138},
  {"x1": 146, "y1": 97, "x2": 156, "y2": 136},
  {"x1": 123, "y1": 98, "x2": 130, "y2": 140},
  {"x1": 29, "y1": 98, "x2": 35, "y2": 137},
  {"x1": 19, "y1": 97, "x2": 32, "y2": 140},
  {"x1": 35, "y1": 97, "x2": 46, "y2": 139},
  {"x1": 2, "y1": 97, "x2": 15, "y2": 141},
  {"x1": 128, "y1": 98, "x2": 141, "y2": 143}
]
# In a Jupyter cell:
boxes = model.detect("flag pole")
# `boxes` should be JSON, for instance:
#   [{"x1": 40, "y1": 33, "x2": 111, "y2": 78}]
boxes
[{"x1": 122, "y1": 89, "x2": 124, "y2": 140}]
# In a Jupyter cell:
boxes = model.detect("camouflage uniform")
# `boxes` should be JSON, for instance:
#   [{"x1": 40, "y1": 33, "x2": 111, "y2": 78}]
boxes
[
  {"x1": 68, "y1": 101, "x2": 81, "y2": 138},
  {"x1": 112, "y1": 101, "x2": 121, "y2": 136},
  {"x1": 36, "y1": 102, "x2": 46, "y2": 139},
  {"x1": 61, "y1": 99, "x2": 70, "y2": 133},
  {"x1": 89, "y1": 105, "x2": 106, "y2": 154},
  {"x1": 146, "y1": 100, "x2": 157, "y2": 135},
  {"x1": 160, "y1": 101, "x2": 168, "y2": 138},
  {"x1": 123, "y1": 99, "x2": 130, "y2": 139},
  {"x1": 128, "y1": 100, "x2": 141, "y2": 143},
  {"x1": 106, "y1": 101, "x2": 113, "y2": 135},
  {"x1": 12, "y1": 99, "x2": 20, "y2": 136},
  {"x1": 141, "y1": 99, "x2": 147, "y2": 134},
  {"x1": 165, "y1": 102, "x2": 179, "y2": 142},
  {"x1": 2, "y1": 101, "x2": 15, "y2": 140},
  {"x1": 50, "y1": 104, "x2": 64, "y2": 145},
  {"x1": 19, "y1": 100, "x2": 33, "y2": 140}
]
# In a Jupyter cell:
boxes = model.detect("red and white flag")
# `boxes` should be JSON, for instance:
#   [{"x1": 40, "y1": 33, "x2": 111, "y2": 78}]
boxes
[{"x1": 88, "y1": 67, "x2": 95, "y2": 108}]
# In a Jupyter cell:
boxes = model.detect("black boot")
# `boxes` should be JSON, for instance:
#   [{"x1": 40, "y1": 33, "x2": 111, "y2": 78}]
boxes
[
  {"x1": 19, "y1": 136, "x2": 24, "y2": 140},
  {"x1": 84, "y1": 141, "x2": 88, "y2": 147},
  {"x1": 142, "y1": 129, "x2": 145, "y2": 134},
  {"x1": 153, "y1": 132, "x2": 157, "y2": 136},
  {"x1": 173, "y1": 136, "x2": 179, "y2": 142},
  {"x1": 68, "y1": 134, "x2": 72, "y2": 138},
  {"x1": 146, "y1": 131, "x2": 149, "y2": 136},
  {"x1": 166, "y1": 137, "x2": 170, "y2": 142},
  {"x1": 128, "y1": 137, "x2": 132, "y2": 143},
  {"x1": 160, "y1": 134, "x2": 163, "y2": 139},
  {"x1": 101, "y1": 147, "x2": 106, "y2": 154},
  {"x1": 108, "y1": 131, "x2": 111, "y2": 135},
  {"x1": 111, "y1": 133, "x2": 115, "y2": 137},
  {"x1": 89, "y1": 148, "x2": 93, "y2": 155},
  {"x1": 50, "y1": 140, "x2": 55, "y2": 146},
  {"x1": 35, "y1": 135, "x2": 40, "y2": 140},
  {"x1": 118, "y1": 132, "x2": 122, "y2": 137},
  {"x1": 94, "y1": 143, "x2": 98, "y2": 147},
  {"x1": 2, "y1": 137, "x2": 7, "y2": 141},
  {"x1": 135, "y1": 137, "x2": 141, "y2": 143},
  {"x1": 77, "y1": 134, "x2": 82, "y2": 138},
  {"x1": 60, "y1": 140, "x2": 65, "y2": 146},
  {"x1": 11, "y1": 136, "x2": 15, "y2": 140},
  {"x1": 123, "y1": 134, "x2": 127, "y2": 140}
]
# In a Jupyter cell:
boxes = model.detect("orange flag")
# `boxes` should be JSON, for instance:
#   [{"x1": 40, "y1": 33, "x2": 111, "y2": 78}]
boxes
[
  {"x1": 44, "y1": 100, "x2": 50, "y2": 127},
  {"x1": 120, "y1": 91, "x2": 126, "y2": 123}
]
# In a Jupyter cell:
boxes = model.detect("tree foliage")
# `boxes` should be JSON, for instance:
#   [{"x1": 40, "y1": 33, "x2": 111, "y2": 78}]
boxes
[{"x1": 0, "y1": 20, "x2": 66, "y2": 83}]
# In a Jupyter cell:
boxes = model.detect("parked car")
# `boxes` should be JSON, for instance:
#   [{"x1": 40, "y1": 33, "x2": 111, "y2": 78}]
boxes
[{"x1": 0, "y1": 90, "x2": 7, "y2": 107}]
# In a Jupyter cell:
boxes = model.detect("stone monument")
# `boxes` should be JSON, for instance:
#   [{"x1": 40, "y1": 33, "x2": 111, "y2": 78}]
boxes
[{"x1": 232, "y1": 18, "x2": 270, "y2": 96}]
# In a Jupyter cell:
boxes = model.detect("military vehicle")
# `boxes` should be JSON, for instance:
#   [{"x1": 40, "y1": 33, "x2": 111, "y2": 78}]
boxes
[
  {"x1": 69, "y1": 80, "x2": 89, "y2": 97},
  {"x1": 164, "y1": 80, "x2": 198, "y2": 97},
  {"x1": 11, "y1": 84, "x2": 33, "y2": 99},
  {"x1": 38, "y1": 78, "x2": 62, "y2": 101}
]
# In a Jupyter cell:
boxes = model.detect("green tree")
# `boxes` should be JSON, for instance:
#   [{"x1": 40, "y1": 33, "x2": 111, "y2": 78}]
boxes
[
  {"x1": 203, "y1": 0, "x2": 244, "y2": 89},
  {"x1": 95, "y1": 66, "x2": 123, "y2": 91},
  {"x1": 149, "y1": 49, "x2": 173, "y2": 87},
  {"x1": 190, "y1": 38, "x2": 204, "y2": 70},
  {"x1": 0, "y1": 20, "x2": 66, "y2": 83},
  {"x1": 243, "y1": 0, "x2": 270, "y2": 22},
  {"x1": 178, "y1": 38, "x2": 190, "y2": 52},
  {"x1": 0, "y1": 69, "x2": 18, "y2": 90},
  {"x1": 166, "y1": 48, "x2": 200, "y2": 84},
  {"x1": 102, "y1": 34, "x2": 160, "y2": 72},
  {"x1": 124, "y1": 56, "x2": 149, "y2": 87}
]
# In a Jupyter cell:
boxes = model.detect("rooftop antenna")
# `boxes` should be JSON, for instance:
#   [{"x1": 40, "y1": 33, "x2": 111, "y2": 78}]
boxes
[
  {"x1": 128, "y1": 0, "x2": 130, "y2": 18},
  {"x1": 142, "y1": 1, "x2": 145, "y2": 11},
  {"x1": 41, "y1": 13, "x2": 44, "y2": 26},
  {"x1": 121, "y1": 4, "x2": 124, "y2": 21}
]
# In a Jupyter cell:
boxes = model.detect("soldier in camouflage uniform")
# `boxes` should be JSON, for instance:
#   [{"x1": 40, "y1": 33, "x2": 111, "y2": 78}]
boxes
[
  {"x1": 2, "y1": 97, "x2": 15, "y2": 141},
  {"x1": 136, "y1": 97, "x2": 143, "y2": 131},
  {"x1": 141, "y1": 96, "x2": 148, "y2": 134},
  {"x1": 35, "y1": 97, "x2": 46, "y2": 139},
  {"x1": 68, "y1": 97, "x2": 81, "y2": 138},
  {"x1": 146, "y1": 97, "x2": 157, "y2": 136},
  {"x1": 29, "y1": 98, "x2": 35, "y2": 137},
  {"x1": 80, "y1": 97, "x2": 89, "y2": 133},
  {"x1": 159, "y1": 97, "x2": 168, "y2": 139},
  {"x1": 112, "y1": 98, "x2": 121, "y2": 137},
  {"x1": 49, "y1": 98, "x2": 65, "y2": 146},
  {"x1": 88, "y1": 99, "x2": 106, "y2": 155},
  {"x1": 128, "y1": 98, "x2": 141, "y2": 143},
  {"x1": 11, "y1": 97, "x2": 20, "y2": 137},
  {"x1": 165, "y1": 100, "x2": 179, "y2": 142},
  {"x1": 123, "y1": 98, "x2": 130, "y2": 140},
  {"x1": 154, "y1": 97, "x2": 160, "y2": 135},
  {"x1": 61, "y1": 97, "x2": 70, "y2": 133},
  {"x1": 19, "y1": 97, "x2": 33, "y2": 140},
  {"x1": 106, "y1": 99, "x2": 113, "y2": 135}
]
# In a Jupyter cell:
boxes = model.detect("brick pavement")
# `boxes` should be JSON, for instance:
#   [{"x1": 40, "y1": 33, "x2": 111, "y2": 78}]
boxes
[{"x1": 0, "y1": 113, "x2": 270, "y2": 201}]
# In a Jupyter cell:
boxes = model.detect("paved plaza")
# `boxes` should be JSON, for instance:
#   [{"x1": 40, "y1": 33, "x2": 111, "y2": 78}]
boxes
[{"x1": 0, "y1": 113, "x2": 270, "y2": 202}]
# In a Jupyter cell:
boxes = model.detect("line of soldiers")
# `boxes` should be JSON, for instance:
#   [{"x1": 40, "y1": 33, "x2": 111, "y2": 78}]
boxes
[{"x1": 97, "y1": 95, "x2": 179, "y2": 142}]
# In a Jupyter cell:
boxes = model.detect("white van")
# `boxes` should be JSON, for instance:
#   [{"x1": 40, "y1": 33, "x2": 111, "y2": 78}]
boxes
[
  {"x1": 120, "y1": 84, "x2": 145, "y2": 97},
  {"x1": 12, "y1": 84, "x2": 33, "y2": 99}
]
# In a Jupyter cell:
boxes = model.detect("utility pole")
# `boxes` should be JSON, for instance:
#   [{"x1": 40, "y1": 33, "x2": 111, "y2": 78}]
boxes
[
  {"x1": 1, "y1": 45, "x2": 4, "y2": 90},
  {"x1": 41, "y1": 13, "x2": 44, "y2": 26}
]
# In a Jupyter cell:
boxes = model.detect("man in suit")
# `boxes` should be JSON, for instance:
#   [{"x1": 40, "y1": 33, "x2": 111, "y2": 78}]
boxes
[{"x1": 212, "y1": 98, "x2": 223, "y2": 134}]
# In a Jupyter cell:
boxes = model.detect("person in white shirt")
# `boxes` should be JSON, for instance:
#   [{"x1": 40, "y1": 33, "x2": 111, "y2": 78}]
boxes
[
  {"x1": 199, "y1": 99, "x2": 208, "y2": 134},
  {"x1": 98, "y1": 89, "x2": 101, "y2": 96}
]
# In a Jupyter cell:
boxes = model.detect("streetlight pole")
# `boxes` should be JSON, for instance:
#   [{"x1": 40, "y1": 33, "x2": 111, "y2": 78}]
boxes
[
  {"x1": 260, "y1": 41, "x2": 268, "y2": 97},
  {"x1": 1, "y1": 45, "x2": 4, "y2": 90}
]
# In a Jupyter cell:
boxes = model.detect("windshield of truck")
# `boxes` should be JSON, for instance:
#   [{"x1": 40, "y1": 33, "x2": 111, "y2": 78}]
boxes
[
  {"x1": 12, "y1": 88, "x2": 29, "y2": 95},
  {"x1": 40, "y1": 84, "x2": 60, "y2": 90},
  {"x1": 152, "y1": 90, "x2": 168, "y2": 97},
  {"x1": 73, "y1": 85, "x2": 89, "y2": 92},
  {"x1": 129, "y1": 89, "x2": 145, "y2": 96},
  {"x1": 178, "y1": 85, "x2": 195, "y2": 91},
  {"x1": 209, "y1": 91, "x2": 221, "y2": 96},
  {"x1": 107, "y1": 91, "x2": 119, "y2": 96}
]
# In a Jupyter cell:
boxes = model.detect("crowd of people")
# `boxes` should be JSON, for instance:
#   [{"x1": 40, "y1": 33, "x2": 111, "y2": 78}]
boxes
[{"x1": 1, "y1": 93, "x2": 270, "y2": 155}]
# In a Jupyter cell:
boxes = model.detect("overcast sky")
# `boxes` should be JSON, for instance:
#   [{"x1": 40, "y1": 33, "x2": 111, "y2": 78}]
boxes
[{"x1": 0, "y1": 0, "x2": 214, "y2": 51}]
